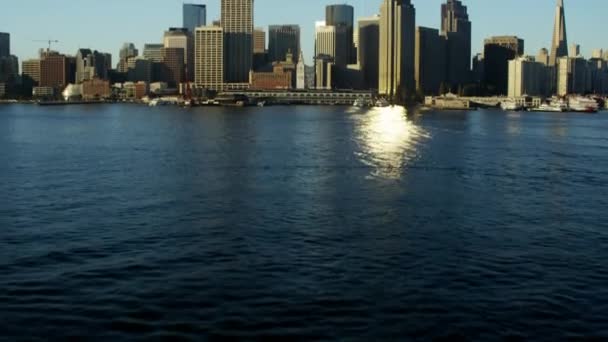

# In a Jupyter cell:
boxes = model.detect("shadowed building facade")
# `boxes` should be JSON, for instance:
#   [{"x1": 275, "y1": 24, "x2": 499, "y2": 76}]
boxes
[
  {"x1": 326, "y1": 4, "x2": 355, "y2": 65},
  {"x1": 221, "y1": 0, "x2": 254, "y2": 83},
  {"x1": 268, "y1": 25, "x2": 300, "y2": 64},
  {"x1": 483, "y1": 36, "x2": 524, "y2": 95},
  {"x1": 415, "y1": 27, "x2": 446, "y2": 95},
  {"x1": 379, "y1": 0, "x2": 416, "y2": 100},
  {"x1": 441, "y1": 0, "x2": 471, "y2": 90},
  {"x1": 549, "y1": 0, "x2": 568, "y2": 66},
  {"x1": 357, "y1": 16, "x2": 380, "y2": 90}
]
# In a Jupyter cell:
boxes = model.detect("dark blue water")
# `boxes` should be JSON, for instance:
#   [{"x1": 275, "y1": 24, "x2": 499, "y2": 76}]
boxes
[{"x1": 1, "y1": 104, "x2": 608, "y2": 340}]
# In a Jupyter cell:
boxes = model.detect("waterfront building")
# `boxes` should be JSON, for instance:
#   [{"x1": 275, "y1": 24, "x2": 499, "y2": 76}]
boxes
[
  {"x1": 164, "y1": 28, "x2": 194, "y2": 82},
  {"x1": 40, "y1": 51, "x2": 71, "y2": 90},
  {"x1": 183, "y1": 3, "x2": 206, "y2": 32},
  {"x1": 415, "y1": 26, "x2": 446, "y2": 96},
  {"x1": 0, "y1": 32, "x2": 8, "y2": 58},
  {"x1": 118, "y1": 43, "x2": 138, "y2": 73},
  {"x1": 441, "y1": 0, "x2": 472, "y2": 90},
  {"x1": 570, "y1": 44, "x2": 580, "y2": 57},
  {"x1": 557, "y1": 56, "x2": 590, "y2": 96},
  {"x1": 588, "y1": 58, "x2": 608, "y2": 94},
  {"x1": 268, "y1": 25, "x2": 300, "y2": 64},
  {"x1": 326, "y1": 4, "x2": 355, "y2": 64},
  {"x1": 483, "y1": 36, "x2": 524, "y2": 95},
  {"x1": 508, "y1": 56, "x2": 548, "y2": 97},
  {"x1": 82, "y1": 79, "x2": 110, "y2": 100},
  {"x1": 221, "y1": 0, "x2": 254, "y2": 83},
  {"x1": 122, "y1": 81, "x2": 149, "y2": 99},
  {"x1": 549, "y1": 0, "x2": 568, "y2": 66},
  {"x1": 379, "y1": 0, "x2": 416, "y2": 100},
  {"x1": 249, "y1": 65, "x2": 292, "y2": 90},
  {"x1": 315, "y1": 54, "x2": 333, "y2": 90},
  {"x1": 160, "y1": 47, "x2": 185, "y2": 88},
  {"x1": 357, "y1": 16, "x2": 380, "y2": 90},
  {"x1": 194, "y1": 26, "x2": 224, "y2": 90},
  {"x1": 296, "y1": 51, "x2": 306, "y2": 89}
]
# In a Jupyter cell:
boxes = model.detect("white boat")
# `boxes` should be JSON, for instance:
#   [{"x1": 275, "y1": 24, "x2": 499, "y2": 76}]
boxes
[
  {"x1": 529, "y1": 102, "x2": 565, "y2": 112},
  {"x1": 375, "y1": 98, "x2": 390, "y2": 107},
  {"x1": 500, "y1": 100, "x2": 523, "y2": 111},
  {"x1": 569, "y1": 96, "x2": 599, "y2": 113},
  {"x1": 353, "y1": 98, "x2": 367, "y2": 108}
]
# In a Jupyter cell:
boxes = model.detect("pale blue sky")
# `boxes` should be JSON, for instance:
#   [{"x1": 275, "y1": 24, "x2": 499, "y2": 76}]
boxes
[{"x1": 0, "y1": 0, "x2": 606, "y2": 65}]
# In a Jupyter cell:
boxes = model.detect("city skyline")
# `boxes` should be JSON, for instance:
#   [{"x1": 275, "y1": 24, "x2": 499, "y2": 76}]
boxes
[{"x1": 1, "y1": 0, "x2": 607, "y2": 65}]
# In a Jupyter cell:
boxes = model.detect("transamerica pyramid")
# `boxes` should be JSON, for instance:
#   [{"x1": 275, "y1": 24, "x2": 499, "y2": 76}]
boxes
[{"x1": 549, "y1": 0, "x2": 568, "y2": 66}]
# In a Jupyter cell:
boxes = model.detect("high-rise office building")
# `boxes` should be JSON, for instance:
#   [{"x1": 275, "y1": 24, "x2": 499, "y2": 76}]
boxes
[
  {"x1": 379, "y1": 0, "x2": 416, "y2": 99},
  {"x1": 75, "y1": 49, "x2": 110, "y2": 83},
  {"x1": 118, "y1": 43, "x2": 138, "y2": 73},
  {"x1": 315, "y1": 21, "x2": 349, "y2": 68},
  {"x1": 143, "y1": 44, "x2": 164, "y2": 62},
  {"x1": 441, "y1": 0, "x2": 471, "y2": 89},
  {"x1": 557, "y1": 56, "x2": 589, "y2": 96},
  {"x1": 22, "y1": 59, "x2": 41, "y2": 85},
  {"x1": 127, "y1": 57, "x2": 153, "y2": 83},
  {"x1": 415, "y1": 27, "x2": 446, "y2": 95},
  {"x1": 40, "y1": 51, "x2": 71, "y2": 89},
  {"x1": 0, "y1": 32, "x2": 9, "y2": 57},
  {"x1": 221, "y1": 0, "x2": 254, "y2": 83},
  {"x1": 483, "y1": 36, "x2": 524, "y2": 95},
  {"x1": 254, "y1": 28, "x2": 266, "y2": 54},
  {"x1": 549, "y1": 0, "x2": 568, "y2": 66},
  {"x1": 164, "y1": 28, "x2": 194, "y2": 82},
  {"x1": 160, "y1": 47, "x2": 185, "y2": 87},
  {"x1": 183, "y1": 3, "x2": 207, "y2": 32},
  {"x1": 195, "y1": 26, "x2": 224, "y2": 90},
  {"x1": 358, "y1": 16, "x2": 380, "y2": 90},
  {"x1": 268, "y1": 25, "x2": 300, "y2": 64},
  {"x1": 326, "y1": 4, "x2": 355, "y2": 64},
  {"x1": 569, "y1": 44, "x2": 580, "y2": 57},
  {"x1": 508, "y1": 56, "x2": 548, "y2": 97}
]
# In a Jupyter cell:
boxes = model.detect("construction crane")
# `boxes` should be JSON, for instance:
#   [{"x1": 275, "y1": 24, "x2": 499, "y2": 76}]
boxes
[{"x1": 33, "y1": 39, "x2": 59, "y2": 51}]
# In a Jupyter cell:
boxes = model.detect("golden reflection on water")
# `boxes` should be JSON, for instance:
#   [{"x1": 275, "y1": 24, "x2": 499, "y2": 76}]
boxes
[{"x1": 354, "y1": 106, "x2": 429, "y2": 180}]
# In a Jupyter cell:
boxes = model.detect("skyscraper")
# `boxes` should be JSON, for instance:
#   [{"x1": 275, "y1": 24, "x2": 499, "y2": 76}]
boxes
[
  {"x1": 268, "y1": 25, "x2": 300, "y2": 64},
  {"x1": 441, "y1": 0, "x2": 471, "y2": 89},
  {"x1": 183, "y1": 3, "x2": 207, "y2": 32},
  {"x1": 415, "y1": 27, "x2": 446, "y2": 95},
  {"x1": 118, "y1": 43, "x2": 138, "y2": 73},
  {"x1": 483, "y1": 36, "x2": 524, "y2": 95},
  {"x1": 326, "y1": 4, "x2": 355, "y2": 64},
  {"x1": 379, "y1": 0, "x2": 416, "y2": 100},
  {"x1": 143, "y1": 44, "x2": 164, "y2": 62},
  {"x1": 221, "y1": 0, "x2": 254, "y2": 83},
  {"x1": 164, "y1": 28, "x2": 194, "y2": 82},
  {"x1": 253, "y1": 28, "x2": 266, "y2": 54},
  {"x1": 195, "y1": 26, "x2": 224, "y2": 90},
  {"x1": 160, "y1": 47, "x2": 185, "y2": 87},
  {"x1": 0, "y1": 32, "x2": 9, "y2": 58},
  {"x1": 549, "y1": 0, "x2": 568, "y2": 66},
  {"x1": 358, "y1": 16, "x2": 380, "y2": 90}
]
